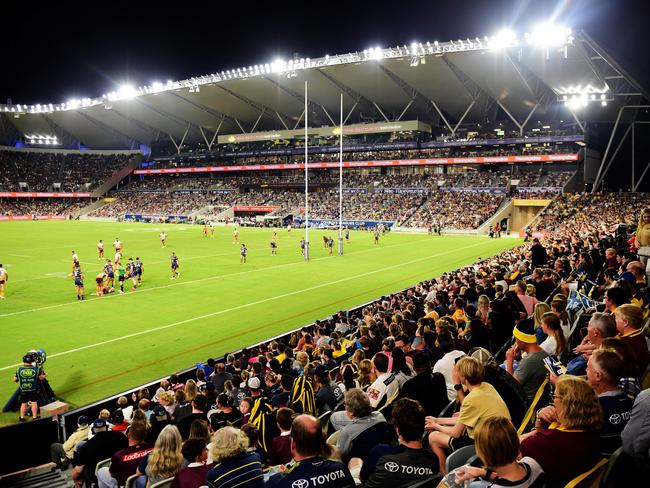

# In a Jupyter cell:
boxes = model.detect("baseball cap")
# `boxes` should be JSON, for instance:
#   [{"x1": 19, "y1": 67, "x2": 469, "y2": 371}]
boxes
[
  {"x1": 247, "y1": 377, "x2": 261, "y2": 390},
  {"x1": 92, "y1": 419, "x2": 108, "y2": 432},
  {"x1": 469, "y1": 347, "x2": 494, "y2": 366},
  {"x1": 77, "y1": 415, "x2": 89, "y2": 427},
  {"x1": 313, "y1": 365, "x2": 329, "y2": 378},
  {"x1": 110, "y1": 409, "x2": 124, "y2": 424},
  {"x1": 153, "y1": 405, "x2": 168, "y2": 421}
]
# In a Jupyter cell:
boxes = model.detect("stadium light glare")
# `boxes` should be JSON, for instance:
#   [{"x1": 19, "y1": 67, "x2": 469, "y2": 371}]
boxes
[
  {"x1": 117, "y1": 84, "x2": 137, "y2": 100},
  {"x1": 488, "y1": 29, "x2": 517, "y2": 50},
  {"x1": 601, "y1": 101, "x2": 607, "y2": 106},
  {"x1": 529, "y1": 23, "x2": 572, "y2": 47}
]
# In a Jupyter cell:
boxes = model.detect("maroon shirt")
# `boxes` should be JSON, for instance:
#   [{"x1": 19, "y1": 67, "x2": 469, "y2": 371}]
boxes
[
  {"x1": 520, "y1": 427, "x2": 599, "y2": 487},
  {"x1": 621, "y1": 330, "x2": 650, "y2": 377},
  {"x1": 110, "y1": 443, "x2": 154, "y2": 486},
  {"x1": 268, "y1": 434, "x2": 292, "y2": 466},
  {"x1": 170, "y1": 462, "x2": 214, "y2": 488}
]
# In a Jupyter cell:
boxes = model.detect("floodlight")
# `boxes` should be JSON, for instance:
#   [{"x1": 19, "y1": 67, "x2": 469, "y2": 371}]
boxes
[
  {"x1": 601, "y1": 101, "x2": 607, "y2": 107},
  {"x1": 117, "y1": 85, "x2": 137, "y2": 99},
  {"x1": 488, "y1": 29, "x2": 517, "y2": 50},
  {"x1": 152, "y1": 81, "x2": 163, "y2": 91},
  {"x1": 529, "y1": 23, "x2": 571, "y2": 47}
]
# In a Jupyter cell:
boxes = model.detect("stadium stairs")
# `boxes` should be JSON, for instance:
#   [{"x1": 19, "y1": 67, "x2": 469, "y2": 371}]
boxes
[
  {"x1": 476, "y1": 198, "x2": 513, "y2": 236},
  {"x1": 0, "y1": 465, "x2": 71, "y2": 488},
  {"x1": 75, "y1": 198, "x2": 111, "y2": 219}
]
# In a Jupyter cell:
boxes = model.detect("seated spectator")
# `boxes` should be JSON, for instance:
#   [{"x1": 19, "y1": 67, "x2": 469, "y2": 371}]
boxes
[
  {"x1": 397, "y1": 352, "x2": 448, "y2": 417},
  {"x1": 268, "y1": 407, "x2": 294, "y2": 466},
  {"x1": 334, "y1": 388, "x2": 395, "y2": 463},
  {"x1": 135, "y1": 425, "x2": 183, "y2": 487},
  {"x1": 50, "y1": 415, "x2": 89, "y2": 470},
  {"x1": 520, "y1": 376, "x2": 601, "y2": 487},
  {"x1": 587, "y1": 349, "x2": 634, "y2": 454},
  {"x1": 110, "y1": 409, "x2": 129, "y2": 432},
  {"x1": 270, "y1": 374, "x2": 293, "y2": 409},
  {"x1": 448, "y1": 416, "x2": 545, "y2": 487},
  {"x1": 427, "y1": 356, "x2": 510, "y2": 473},
  {"x1": 97, "y1": 422, "x2": 152, "y2": 488},
  {"x1": 266, "y1": 414, "x2": 354, "y2": 487},
  {"x1": 366, "y1": 353, "x2": 399, "y2": 409},
  {"x1": 621, "y1": 388, "x2": 650, "y2": 472},
  {"x1": 390, "y1": 347, "x2": 414, "y2": 388},
  {"x1": 337, "y1": 363, "x2": 360, "y2": 393},
  {"x1": 205, "y1": 426, "x2": 263, "y2": 487},
  {"x1": 614, "y1": 304, "x2": 650, "y2": 375},
  {"x1": 72, "y1": 419, "x2": 129, "y2": 488},
  {"x1": 176, "y1": 394, "x2": 208, "y2": 439},
  {"x1": 146, "y1": 405, "x2": 171, "y2": 443},
  {"x1": 314, "y1": 365, "x2": 344, "y2": 415},
  {"x1": 566, "y1": 312, "x2": 617, "y2": 375},
  {"x1": 357, "y1": 399, "x2": 438, "y2": 487},
  {"x1": 170, "y1": 438, "x2": 213, "y2": 488},
  {"x1": 212, "y1": 363, "x2": 233, "y2": 393},
  {"x1": 433, "y1": 332, "x2": 466, "y2": 401},
  {"x1": 505, "y1": 319, "x2": 549, "y2": 405},
  {"x1": 214, "y1": 393, "x2": 243, "y2": 426},
  {"x1": 539, "y1": 312, "x2": 567, "y2": 359}
]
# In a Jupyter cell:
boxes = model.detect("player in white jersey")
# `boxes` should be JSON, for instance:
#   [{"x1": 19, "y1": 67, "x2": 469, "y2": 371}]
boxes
[
  {"x1": 114, "y1": 251, "x2": 122, "y2": 265},
  {"x1": 97, "y1": 240, "x2": 104, "y2": 259},
  {"x1": 160, "y1": 232, "x2": 168, "y2": 248},
  {"x1": 113, "y1": 238, "x2": 122, "y2": 253},
  {"x1": 233, "y1": 228, "x2": 239, "y2": 243},
  {"x1": 0, "y1": 264, "x2": 8, "y2": 299}
]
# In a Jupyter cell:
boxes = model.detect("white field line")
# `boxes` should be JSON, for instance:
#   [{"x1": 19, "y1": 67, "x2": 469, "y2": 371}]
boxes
[
  {"x1": 8, "y1": 253, "x2": 32, "y2": 258},
  {"x1": 0, "y1": 236, "x2": 426, "y2": 318},
  {"x1": 0, "y1": 240, "x2": 486, "y2": 372}
]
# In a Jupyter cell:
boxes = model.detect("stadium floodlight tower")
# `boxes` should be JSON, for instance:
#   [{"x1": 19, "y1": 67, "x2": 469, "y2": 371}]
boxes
[{"x1": 303, "y1": 80, "x2": 310, "y2": 261}]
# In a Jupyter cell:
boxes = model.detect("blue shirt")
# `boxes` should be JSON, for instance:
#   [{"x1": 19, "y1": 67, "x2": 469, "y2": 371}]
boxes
[
  {"x1": 206, "y1": 451, "x2": 263, "y2": 488},
  {"x1": 16, "y1": 365, "x2": 39, "y2": 392},
  {"x1": 266, "y1": 456, "x2": 354, "y2": 488}
]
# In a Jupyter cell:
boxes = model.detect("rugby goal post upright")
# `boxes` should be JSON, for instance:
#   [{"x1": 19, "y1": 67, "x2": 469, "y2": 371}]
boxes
[
  {"x1": 338, "y1": 93, "x2": 343, "y2": 256},
  {"x1": 303, "y1": 80, "x2": 310, "y2": 261}
]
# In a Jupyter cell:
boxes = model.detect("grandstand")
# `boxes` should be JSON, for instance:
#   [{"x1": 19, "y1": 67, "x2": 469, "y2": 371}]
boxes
[{"x1": 0, "y1": 24, "x2": 649, "y2": 488}]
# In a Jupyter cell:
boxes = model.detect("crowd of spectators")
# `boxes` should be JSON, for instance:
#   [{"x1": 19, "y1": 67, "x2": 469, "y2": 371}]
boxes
[
  {"x1": 0, "y1": 149, "x2": 133, "y2": 192},
  {"x1": 52, "y1": 189, "x2": 650, "y2": 488},
  {"x1": 408, "y1": 192, "x2": 504, "y2": 229},
  {"x1": 0, "y1": 199, "x2": 88, "y2": 216}
]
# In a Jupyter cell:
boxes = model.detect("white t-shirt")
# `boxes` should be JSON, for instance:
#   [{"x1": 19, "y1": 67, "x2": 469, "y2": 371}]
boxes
[
  {"x1": 366, "y1": 372, "x2": 399, "y2": 409},
  {"x1": 540, "y1": 336, "x2": 557, "y2": 356},
  {"x1": 433, "y1": 350, "x2": 467, "y2": 401}
]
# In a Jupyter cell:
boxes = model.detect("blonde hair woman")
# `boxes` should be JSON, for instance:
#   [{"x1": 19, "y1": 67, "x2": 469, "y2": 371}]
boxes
[
  {"x1": 137, "y1": 424, "x2": 183, "y2": 485},
  {"x1": 521, "y1": 376, "x2": 601, "y2": 487},
  {"x1": 477, "y1": 295, "x2": 490, "y2": 324},
  {"x1": 636, "y1": 208, "x2": 650, "y2": 270},
  {"x1": 184, "y1": 379, "x2": 198, "y2": 403},
  {"x1": 206, "y1": 426, "x2": 263, "y2": 486}
]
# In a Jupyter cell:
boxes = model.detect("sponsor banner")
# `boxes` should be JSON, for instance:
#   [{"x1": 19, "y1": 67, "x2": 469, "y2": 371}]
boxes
[
  {"x1": 135, "y1": 154, "x2": 579, "y2": 175},
  {"x1": 124, "y1": 213, "x2": 189, "y2": 220},
  {"x1": 517, "y1": 186, "x2": 563, "y2": 193},
  {"x1": 233, "y1": 205, "x2": 279, "y2": 213},
  {"x1": 342, "y1": 188, "x2": 367, "y2": 194},
  {"x1": 0, "y1": 215, "x2": 66, "y2": 221},
  {"x1": 421, "y1": 134, "x2": 583, "y2": 148},
  {"x1": 171, "y1": 188, "x2": 235, "y2": 194},
  {"x1": 374, "y1": 187, "x2": 429, "y2": 194},
  {"x1": 0, "y1": 192, "x2": 92, "y2": 198},
  {"x1": 293, "y1": 218, "x2": 393, "y2": 228},
  {"x1": 439, "y1": 187, "x2": 507, "y2": 193},
  {"x1": 512, "y1": 199, "x2": 552, "y2": 206}
]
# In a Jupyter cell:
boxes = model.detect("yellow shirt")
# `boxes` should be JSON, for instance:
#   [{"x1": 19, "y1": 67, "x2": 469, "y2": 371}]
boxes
[
  {"x1": 637, "y1": 223, "x2": 650, "y2": 247},
  {"x1": 459, "y1": 382, "x2": 510, "y2": 438}
]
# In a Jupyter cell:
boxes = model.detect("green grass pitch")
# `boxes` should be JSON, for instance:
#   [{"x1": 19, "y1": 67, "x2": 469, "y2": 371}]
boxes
[{"x1": 0, "y1": 221, "x2": 516, "y2": 425}]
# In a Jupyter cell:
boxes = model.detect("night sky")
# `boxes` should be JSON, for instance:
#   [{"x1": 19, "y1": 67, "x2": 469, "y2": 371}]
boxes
[{"x1": 1, "y1": 0, "x2": 649, "y2": 105}]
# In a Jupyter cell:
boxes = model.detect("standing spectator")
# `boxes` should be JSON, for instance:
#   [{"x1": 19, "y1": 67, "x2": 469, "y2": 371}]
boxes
[{"x1": 530, "y1": 238, "x2": 548, "y2": 268}]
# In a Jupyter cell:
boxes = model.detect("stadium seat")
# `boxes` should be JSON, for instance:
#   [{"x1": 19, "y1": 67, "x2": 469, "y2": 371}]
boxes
[
  {"x1": 445, "y1": 445, "x2": 477, "y2": 473},
  {"x1": 437, "y1": 399, "x2": 457, "y2": 417},
  {"x1": 563, "y1": 458, "x2": 608, "y2": 488},
  {"x1": 640, "y1": 363, "x2": 650, "y2": 391},
  {"x1": 94, "y1": 457, "x2": 111, "y2": 477},
  {"x1": 149, "y1": 477, "x2": 174, "y2": 488},
  {"x1": 125, "y1": 474, "x2": 140, "y2": 488},
  {"x1": 403, "y1": 474, "x2": 444, "y2": 487},
  {"x1": 518, "y1": 378, "x2": 550, "y2": 435},
  {"x1": 326, "y1": 429, "x2": 341, "y2": 446},
  {"x1": 318, "y1": 410, "x2": 332, "y2": 433}
]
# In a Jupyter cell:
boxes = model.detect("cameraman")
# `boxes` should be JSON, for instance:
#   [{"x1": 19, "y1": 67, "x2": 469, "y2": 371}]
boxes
[{"x1": 14, "y1": 352, "x2": 46, "y2": 421}]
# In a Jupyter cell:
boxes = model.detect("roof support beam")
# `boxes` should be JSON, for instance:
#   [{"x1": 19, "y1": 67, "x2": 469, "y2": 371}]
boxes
[
  {"x1": 110, "y1": 108, "x2": 164, "y2": 142},
  {"x1": 40, "y1": 114, "x2": 81, "y2": 149},
  {"x1": 199, "y1": 117, "x2": 223, "y2": 151},
  {"x1": 76, "y1": 111, "x2": 139, "y2": 147},
  {"x1": 275, "y1": 111, "x2": 289, "y2": 130},
  {"x1": 136, "y1": 99, "x2": 194, "y2": 136},
  {"x1": 343, "y1": 102, "x2": 358, "y2": 125},
  {"x1": 397, "y1": 100, "x2": 414, "y2": 121},
  {"x1": 251, "y1": 110, "x2": 265, "y2": 133},
  {"x1": 169, "y1": 123, "x2": 192, "y2": 155},
  {"x1": 293, "y1": 110, "x2": 305, "y2": 130},
  {"x1": 262, "y1": 76, "x2": 334, "y2": 126},
  {"x1": 593, "y1": 123, "x2": 631, "y2": 192},
  {"x1": 168, "y1": 92, "x2": 239, "y2": 132},
  {"x1": 633, "y1": 160, "x2": 650, "y2": 192},
  {"x1": 216, "y1": 85, "x2": 294, "y2": 131},
  {"x1": 316, "y1": 69, "x2": 385, "y2": 122},
  {"x1": 375, "y1": 64, "x2": 438, "y2": 121}
]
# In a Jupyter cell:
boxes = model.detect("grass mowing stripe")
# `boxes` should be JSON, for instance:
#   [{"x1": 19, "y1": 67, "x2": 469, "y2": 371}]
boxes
[{"x1": 0, "y1": 239, "x2": 486, "y2": 372}]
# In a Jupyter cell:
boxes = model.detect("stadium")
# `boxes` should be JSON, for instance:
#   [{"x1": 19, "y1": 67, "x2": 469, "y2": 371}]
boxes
[{"x1": 0, "y1": 3, "x2": 649, "y2": 487}]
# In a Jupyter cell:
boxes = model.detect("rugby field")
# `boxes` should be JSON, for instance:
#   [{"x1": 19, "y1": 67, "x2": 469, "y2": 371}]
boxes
[{"x1": 0, "y1": 220, "x2": 516, "y2": 425}]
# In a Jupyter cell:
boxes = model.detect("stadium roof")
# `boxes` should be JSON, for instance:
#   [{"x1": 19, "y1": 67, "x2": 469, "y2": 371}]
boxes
[{"x1": 0, "y1": 28, "x2": 648, "y2": 150}]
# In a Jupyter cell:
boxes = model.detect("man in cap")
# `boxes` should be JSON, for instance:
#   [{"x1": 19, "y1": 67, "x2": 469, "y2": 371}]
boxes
[
  {"x1": 72, "y1": 419, "x2": 128, "y2": 488},
  {"x1": 505, "y1": 319, "x2": 549, "y2": 405},
  {"x1": 50, "y1": 415, "x2": 90, "y2": 470}
]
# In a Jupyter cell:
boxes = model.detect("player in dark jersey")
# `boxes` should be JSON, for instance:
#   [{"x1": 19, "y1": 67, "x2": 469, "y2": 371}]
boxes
[
  {"x1": 345, "y1": 227, "x2": 350, "y2": 242},
  {"x1": 117, "y1": 262, "x2": 126, "y2": 294},
  {"x1": 300, "y1": 238, "x2": 306, "y2": 256},
  {"x1": 240, "y1": 244, "x2": 247, "y2": 264},
  {"x1": 327, "y1": 236, "x2": 334, "y2": 255},
  {"x1": 104, "y1": 260, "x2": 115, "y2": 288},
  {"x1": 323, "y1": 235, "x2": 328, "y2": 248},
  {"x1": 72, "y1": 264, "x2": 84, "y2": 300},
  {"x1": 133, "y1": 257, "x2": 143, "y2": 285},
  {"x1": 374, "y1": 228, "x2": 380, "y2": 245},
  {"x1": 14, "y1": 354, "x2": 45, "y2": 422},
  {"x1": 270, "y1": 240, "x2": 278, "y2": 256},
  {"x1": 170, "y1": 252, "x2": 180, "y2": 279}
]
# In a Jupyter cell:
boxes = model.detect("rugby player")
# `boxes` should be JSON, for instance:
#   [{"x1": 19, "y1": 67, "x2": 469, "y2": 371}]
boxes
[
  {"x1": 0, "y1": 264, "x2": 7, "y2": 299},
  {"x1": 95, "y1": 272, "x2": 106, "y2": 296},
  {"x1": 300, "y1": 238, "x2": 306, "y2": 256},
  {"x1": 345, "y1": 227, "x2": 350, "y2": 241},
  {"x1": 127, "y1": 258, "x2": 138, "y2": 290},
  {"x1": 160, "y1": 232, "x2": 167, "y2": 248},
  {"x1": 240, "y1": 244, "x2": 247, "y2": 264},
  {"x1": 203, "y1": 225, "x2": 209, "y2": 237},
  {"x1": 72, "y1": 263, "x2": 84, "y2": 300},
  {"x1": 170, "y1": 252, "x2": 180, "y2": 279},
  {"x1": 104, "y1": 259, "x2": 115, "y2": 288},
  {"x1": 233, "y1": 227, "x2": 239, "y2": 243},
  {"x1": 134, "y1": 257, "x2": 143, "y2": 285},
  {"x1": 210, "y1": 224, "x2": 215, "y2": 237},
  {"x1": 327, "y1": 236, "x2": 334, "y2": 255},
  {"x1": 374, "y1": 228, "x2": 380, "y2": 245},
  {"x1": 117, "y1": 261, "x2": 126, "y2": 294},
  {"x1": 270, "y1": 239, "x2": 278, "y2": 256},
  {"x1": 113, "y1": 237, "x2": 122, "y2": 253},
  {"x1": 97, "y1": 240, "x2": 104, "y2": 259}
]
